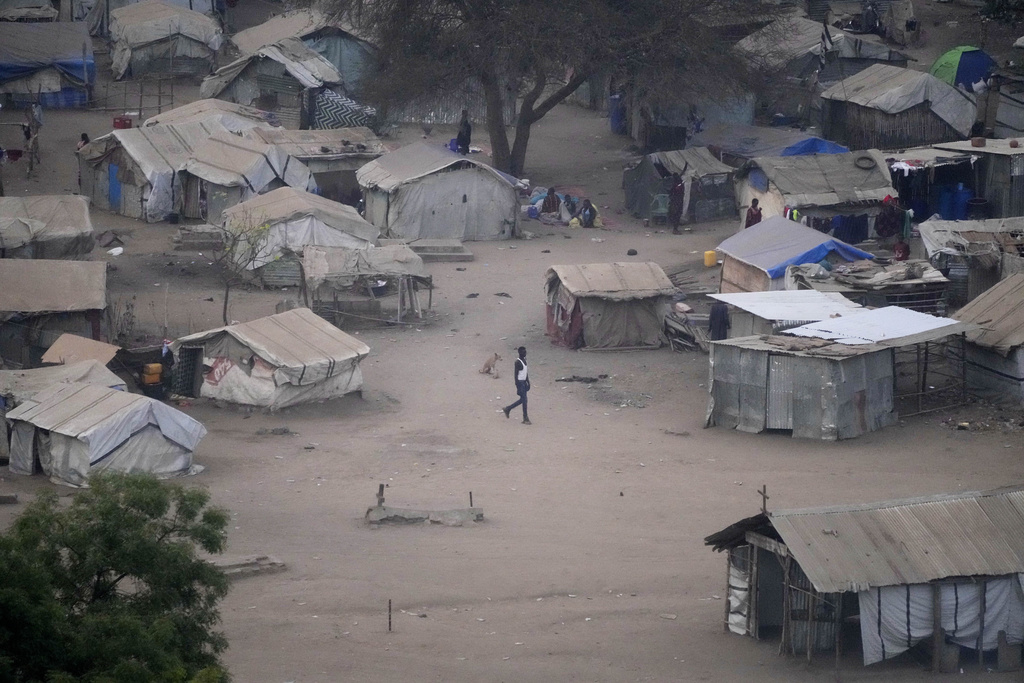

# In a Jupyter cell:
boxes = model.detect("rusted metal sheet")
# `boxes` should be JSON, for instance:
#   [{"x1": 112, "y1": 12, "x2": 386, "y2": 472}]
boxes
[{"x1": 769, "y1": 487, "x2": 1024, "y2": 593}]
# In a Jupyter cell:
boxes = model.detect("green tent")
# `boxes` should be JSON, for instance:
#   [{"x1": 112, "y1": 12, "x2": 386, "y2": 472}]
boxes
[{"x1": 930, "y1": 46, "x2": 996, "y2": 89}]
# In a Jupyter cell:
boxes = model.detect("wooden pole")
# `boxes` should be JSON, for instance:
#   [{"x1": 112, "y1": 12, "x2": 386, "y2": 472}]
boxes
[
  {"x1": 806, "y1": 590, "x2": 815, "y2": 662},
  {"x1": 388, "y1": 599, "x2": 392, "y2": 632},
  {"x1": 469, "y1": 491, "x2": 473, "y2": 507},
  {"x1": 978, "y1": 580, "x2": 987, "y2": 665},
  {"x1": 932, "y1": 583, "x2": 943, "y2": 672},
  {"x1": 780, "y1": 556, "x2": 792, "y2": 656},
  {"x1": 396, "y1": 276, "x2": 404, "y2": 323},
  {"x1": 723, "y1": 550, "x2": 732, "y2": 633},
  {"x1": 138, "y1": 81, "x2": 144, "y2": 120}
]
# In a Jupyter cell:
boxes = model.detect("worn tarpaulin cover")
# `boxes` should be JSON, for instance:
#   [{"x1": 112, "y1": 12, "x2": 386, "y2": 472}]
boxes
[
  {"x1": 0, "y1": 0, "x2": 58, "y2": 20},
  {"x1": 735, "y1": 16, "x2": 905, "y2": 72},
  {"x1": 688, "y1": 123, "x2": 848, "y2": 160},
  {"x1": 183, "y1": 131, "x2": 314, "y2": 195},
  {"x1": 738, "y1": 150, "x2": 894, "y2": 208},
  {"x1": 303, "y1": 244, "x2": 424, "y2": 290},
  {"x1": 0, "y1": 22, "x2": 94, "y2": 85},
  {"x1": 0, "y1": 360, "x2": 124, "y2": 405},
  {"x1": 545, "y1": 262, "x2": 678, "y2": 301},
  {"x1": 0, "y1": 259, "x2": 106, "y2": 316},
  {"x1": 785, "y1": 306, "x2": 970, "y2": 346},
  {"x1": 918, "y1": 217, "x2": 1024, "y2": 258},
  {"x1": 953, "y1": 273, "x2": 1024, "y2": 356},
  {"x1": 0, "y1": 195, "x2": 95, "y2": 259},
  {"x1": 200, "y1": 37, "x2": 343, "y2": 98},
  {"x1": 859, "y1": 577, "x2": 1024, "y2": 665},
  {"x1": 716, "y1": 215, "x2": 874, "y2": 279},
  {"x1": 87, "y1": 0, "x2": 214, "y2": 37},
  {"x1": 821, "y1": 63, "x2": 977, "y2": 137},
  {"x1": 144, "y1": 98, "x2": 278, "y2": 131},
  {"x1": 109, "y1": 0, "x2": 223, "y2": 79}
]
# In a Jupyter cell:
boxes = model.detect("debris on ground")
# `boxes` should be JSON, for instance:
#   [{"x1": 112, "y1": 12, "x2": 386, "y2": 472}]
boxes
[
  {"x1": 556, "y1": 374, "x2": 609, "y2": 383},
  {"x1": 664, "y1": 313, "x2": 710, "y2": 352},
  {"x1": 256, "y1": 427, "x2": 295, "y2": 436}
]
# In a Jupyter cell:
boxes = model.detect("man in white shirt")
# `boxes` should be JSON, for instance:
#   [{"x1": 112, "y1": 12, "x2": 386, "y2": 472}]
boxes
[{"x1": 502, "y1": 346, "x2": 531, "y2": 424}]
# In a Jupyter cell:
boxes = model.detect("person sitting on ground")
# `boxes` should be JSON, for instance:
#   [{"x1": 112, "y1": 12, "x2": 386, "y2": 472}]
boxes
[
  {"x1": 456, "y1": 109, "x2": 471, "y2": 155},
  {"x1": 540, "y1": 187, "x2": 560, "y2": 214},
  {"x1": 578, "y1": 198, "x2": 598, "y2": 228},
  {"x1": 744, "y1": 198, "x2": 763, "y2": 228}
]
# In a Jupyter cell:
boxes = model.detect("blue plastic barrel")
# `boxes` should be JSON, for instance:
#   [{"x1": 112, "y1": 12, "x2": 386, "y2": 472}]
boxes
[
  {"x1": 608, "y1": 94, "x2": 627, "y2": 135},
  {"x1": 953, "y1": 184, "x2": 974, "y2": 221},
  {"x1": 938, "y1": 187, "x2": 955, "y2": 220}
]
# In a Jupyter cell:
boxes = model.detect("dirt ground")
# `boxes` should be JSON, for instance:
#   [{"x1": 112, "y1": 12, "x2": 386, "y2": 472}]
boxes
[{"x1": 2, "y1": 6, "x2": 1024, "y2": 680}]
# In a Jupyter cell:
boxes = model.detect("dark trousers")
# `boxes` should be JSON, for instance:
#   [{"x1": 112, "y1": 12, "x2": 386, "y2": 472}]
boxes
[{"x1": 506, "y1": 381, "x2": 529, "y2": 420}]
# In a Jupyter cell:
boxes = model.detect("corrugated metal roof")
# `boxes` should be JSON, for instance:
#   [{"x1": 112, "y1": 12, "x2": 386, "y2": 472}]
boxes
[
  {"x1": 786, "y1": 306, "x2": 973, "y2": 346},
  {"x1": 953, "y1": 273, "x2": 1024, "y2": 355},
  {"x1": 769, "y1": 486, "x2": 1024, "y2": 592},
  {"x1": 0, "y1": 260, "x2": 106, "y2": 314},
  {"x1": 708, "y1": 290, "x2": 865, "y2": 321},
  {"x1": 545, "y1": 262, "x2": 677, "y2": 300},
  {"x1": 918, "y1": 216, "x2": 1024, "y2": 258}
]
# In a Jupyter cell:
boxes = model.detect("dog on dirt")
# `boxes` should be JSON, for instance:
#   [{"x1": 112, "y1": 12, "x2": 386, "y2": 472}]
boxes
[{"x1": 479, "y1": 352, "x2": 502, "y2": 379}]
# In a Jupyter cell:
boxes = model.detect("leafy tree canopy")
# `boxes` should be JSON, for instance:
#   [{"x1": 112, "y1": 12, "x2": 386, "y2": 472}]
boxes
[
  {"x1": 0, "y1": 474, "x2": 231, "y2": 683},
  {"x1": 336, "y1": 0, "x2": 775, "y2": 175}
]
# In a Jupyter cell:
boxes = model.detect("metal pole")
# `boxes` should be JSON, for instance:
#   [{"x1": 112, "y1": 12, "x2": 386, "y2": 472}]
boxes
[{"x1": 388, "y1": 599, "x2": 392, "y2": 632}]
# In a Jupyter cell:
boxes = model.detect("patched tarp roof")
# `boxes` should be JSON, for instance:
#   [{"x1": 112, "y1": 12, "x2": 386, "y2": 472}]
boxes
[
  {"x1": 646, "y1": 147, "x2": 732, "y2": 178},
  {"x1": 110, "y1": 0, "x2": 221, "y2": 47},
  {"x1": 0, "y1": 22, "x2": 94, "y2": 86},
  {"x1": 735, "y1": 16, "x2": 905, "y2": 71},
  {"x1": 0, "y1": 361, "x2": 124, "y2": 405},
  {"x1": 231, "y1": 8, "x2": 367, "y2": 54},
  {"x1": 221, "y1": 186, "x2": 378, "y2": 243},
  {"x1": 143, "y1": 99, "x2": 278, "y2": 132},
  {"x1": 740, "y1": 150, "x2": 894, "y2": 208},
  {"x1": 174, "y1": 308, "x2": 370, "y2": 384},
  {"x1": 953, "y1": 273, "x2": 1024, "y2": 356},
  {"x1": 821, "y1": 63, "x2": 977, "y2": 137},
  {"x1": 786, "y1": 306, "x2": 972, "y2": 347},
  {"x1": 184, "y1": 131, "x2": 313, "y2": 191},
  {"x1": 357, "y1": 141, "x2": 513, "y2": 193},
  {"x1": 0, "y1": 259, "x2": 106, "y2": 314},
  {"x1": 545, "y1": 262, "x2": 677, "y2": 300},
  {"x1": 688, "y1": 123, "x2": 848, "y2": 160},
  {"x1": 918, "y1": 216, "x2": 1024, "y2": 258},
  {"x1": 0, "y1": 195, "x2": 93, "y2": 252},
  {"x1": 201, "y1": 37, "x2": 343, "y2": 98},
  {"x1": 247, "y1": 126, "x2": 386, "y2": 160},
  {"x1": 7, "y1": 381, "x2": 205, "y2": 451},
  {"x1": 716, "y1": 215, "x2": 874, "y2": 278}
]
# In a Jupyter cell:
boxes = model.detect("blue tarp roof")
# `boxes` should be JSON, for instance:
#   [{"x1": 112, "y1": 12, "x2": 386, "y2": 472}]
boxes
[
  {"x1": 717, "y1": 215, "x2": 874, "y2": 278},
  {"x1": 0, "y1": 22, "x2": 95, "y2": 86},
  {"x1": 688, "y1": 124, "x2": 848, "y2": 160}
]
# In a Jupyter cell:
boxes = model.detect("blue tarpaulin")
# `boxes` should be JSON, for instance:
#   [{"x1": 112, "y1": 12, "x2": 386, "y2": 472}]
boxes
[
  {"x1": 717, "y1": 215, "x2": 874, "y2": 279},
  {"x1": 0, "y1": 22, "x2": 95, "y2": 90},
  {"x1": 689, "y1": 124, "x2": 849, "y2": 160},
  {"x1": 779, "y1": 137, "x2": 850, "y2": 156}
]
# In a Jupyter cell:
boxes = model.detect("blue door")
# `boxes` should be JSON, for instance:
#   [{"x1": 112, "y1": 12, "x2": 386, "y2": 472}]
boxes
[{"x1": 108, "y1": 163, "x2": 121, "y2": 210}]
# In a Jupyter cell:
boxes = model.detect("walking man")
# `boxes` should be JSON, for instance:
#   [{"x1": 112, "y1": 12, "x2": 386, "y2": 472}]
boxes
[{"x1": 503, "y1": 346, "x2": 531, "y2": 424}]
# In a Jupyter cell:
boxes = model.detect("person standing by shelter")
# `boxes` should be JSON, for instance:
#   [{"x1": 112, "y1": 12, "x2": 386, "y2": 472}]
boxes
[
  {"x1": 668, "y1": 172, "x2": 685, "y2": 234},
  {"x1": 502, "y1": 346, "x2": 531, "y2": 424},
  {"x1": 456, "y1": 109, "x2": 472, "y2": 155},
  {"x1": 744, "y1": 198, "x2": 762, "y2": 228}
]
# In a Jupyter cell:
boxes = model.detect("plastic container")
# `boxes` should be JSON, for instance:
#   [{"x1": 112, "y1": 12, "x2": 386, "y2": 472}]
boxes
[
  {"x1": 938, "y1": 187, "x2": 955, "y2": 221},
  {"x1": 142, "y1": 363, "x2": 163, "y2": 375},
  {"x1": 141, "y1": 372, "x2": 162, "y2": 385},
  {"x1": 953, "y1": 184, "x2": 973, "y2": 221},
  {"x1": 966, "y1": 197, "x2": 989, "y2": 220},
  {"x1": 608, "y1": 94, "x2": 627, "y2": 135},
  {"x1": 704, "y1": 250, "x2": 717, "y2": 267},
  {"x1": 113, "y1": 115, "x2": 132, "y2": 129}
]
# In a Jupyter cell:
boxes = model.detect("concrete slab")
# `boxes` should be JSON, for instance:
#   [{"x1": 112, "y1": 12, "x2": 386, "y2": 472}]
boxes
[
  {"x1": 365, "y1": 505, "x2": 484, "y2": 526},
  {"x1": 211, "y1": 554, "x2": 287, "y2": 581}
]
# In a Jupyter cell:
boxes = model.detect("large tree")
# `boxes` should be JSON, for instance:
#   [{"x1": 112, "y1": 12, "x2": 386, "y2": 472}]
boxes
[
  {"x1": 0, "y1": 474, "x2": 231, "y2": 682},
  {"x1": 339, "y1": 0, "x2": 774, "y2": 176}
]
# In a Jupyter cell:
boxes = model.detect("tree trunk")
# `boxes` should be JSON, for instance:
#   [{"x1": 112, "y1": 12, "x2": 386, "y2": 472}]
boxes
[
  {"x1": 479, "y1": 68, "x2": 511, "y2": 173},
  {"x1": 222, "y1": 282, "x2": 231, "y2": 325},
  {"x1": 509, "y1": 114, "x2": 533, "y2": 178}
]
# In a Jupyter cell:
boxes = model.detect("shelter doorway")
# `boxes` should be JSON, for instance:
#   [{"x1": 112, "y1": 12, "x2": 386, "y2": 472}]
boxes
[
  {"x1": 171, "y1": 347, "x2": 204, "y2": 397},
  {"x1": 108, "y1": 164, "x2": 121, "y2": 210},
  {"x1": 766, "y1": 354, "x2": 795, "y2": 431}
]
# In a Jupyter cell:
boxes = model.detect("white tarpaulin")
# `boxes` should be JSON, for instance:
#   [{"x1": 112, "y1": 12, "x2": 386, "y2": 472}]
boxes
[
  {"x1": 821, "y1": 64, "x2": 976, "y2": 137},
  {"x1": 859, "y1": 576, "x2": 1024, "y2": 665},
  {"x1": 109, "y1": 0, "x2": 222, "y2": 79},
  {"x1": 6, "y1": 382, "x2": 205, "y2": 486},
  {"x1": 785, "y1": 306, "x2": 971, "y2": 346},
  {"x1": 184, "y1": 131, "x2": 314, "y2": 197}
]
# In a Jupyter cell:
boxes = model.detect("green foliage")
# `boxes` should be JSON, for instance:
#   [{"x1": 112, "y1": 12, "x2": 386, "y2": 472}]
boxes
[{"x1": 0, "y1": 474, "x2": 231, "y2": 683}]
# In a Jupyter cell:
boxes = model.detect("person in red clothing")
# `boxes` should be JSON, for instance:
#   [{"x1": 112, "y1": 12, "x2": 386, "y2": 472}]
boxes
[{"x1": 744, "y1": 198, "x2": 763, "y2": 228}]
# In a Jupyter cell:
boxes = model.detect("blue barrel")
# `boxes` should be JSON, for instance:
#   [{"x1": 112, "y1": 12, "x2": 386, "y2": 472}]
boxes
[
  {"x1": 938, "y1": 187, "x2": 954, "y2": 220},
  {"x1": 954, "y1": 185, "x2": 974, "y2": 221},
  {"x1": 608, "y1": 94, "x2": 627, "y2": 135}
]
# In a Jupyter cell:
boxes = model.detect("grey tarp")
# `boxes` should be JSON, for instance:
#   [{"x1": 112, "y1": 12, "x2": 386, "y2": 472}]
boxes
[
  {"x1": 0, "y1": 260, "x2": 106, "y2": 318},
  {"x1": 7, "y1": 381, "x2": 205, "y2": 486},
  {"x1": 171, "y1": 307, "x2": 370, "y2": 408},
  {"x1": 622, "y1": 147, "x2": 734, "y2": 220},
  {"x1": 0, "y1": 195, "x2": 94, "y2": 259},
  {"x1": 144, "y1": 98, "x2": 278, "y2": 131},
  {"x1": 688, "y1": 124, "x2": 848, "y2": 161},
  {"x1": 87, "y1": 0, "x2": 214, "y2": 36},
  {"x1": 737, "y1": 150, "x2": 894, "y2": 208},
  {"x1": 303, "y1": 244, "x2": 424, "y2": 291},
  {"x1": 200, "y1": 37, "x2": 344, "y2": 99},
  {"x1": 109, "y1": 0, "x2": 222, "y2": 79},
  {"x1": 0, "y1": 22, "x2": 93, "y2": 95},
  {"x1": 0, "y1": 0, "x2": 57, "y2": 20}
]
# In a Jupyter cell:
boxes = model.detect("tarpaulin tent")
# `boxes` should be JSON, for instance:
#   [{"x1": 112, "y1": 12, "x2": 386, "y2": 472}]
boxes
[
  {"x1": 86, "y1": 0, "x2": 214, "y2": 37},
  {"x1": 0, "y1": 196, "x2": 94, "y2": 259},
  {"x1": 930, "y1": 46, "x2": 996, "y2": 89},
  {"x1": 687, "y1": 124, "x2": 847, "y2": 166},
  {"x1": 143, "y1": 98, "x2": 279, "y2": 131},
  {"x1": 716, "y1": 215, "x2": 874, "y2": 293},
  {"x1": 622, "y1": 147, "x2": 735, "y2": 221},
  {"x1": 0, "y1": 22, "x2": 94, "y2": 108},
  {"x1": 820, "y1": 64, "x2": 976, "y2": 149},
  {"x1": 222, "y1": 187, "x2": 377, "y2": 286},
  {"x1": 171, "y1": 307, "x2": 370, "y2": 408},
  {"x1": 545, "y1": 262, "x2": 678, "y2": 349},
  {"x1": 952, "y1": 273, "x2": 1024, "y2": 405},
  {"x1": 7, "y1": 382, "x2": 205, "y2": 486},
  {"x1": 109, "y1": 0, "x2": 222, "y2": 80},
  {"x1": 357, "y1": 142, "x2": 520, "y2": 241}
]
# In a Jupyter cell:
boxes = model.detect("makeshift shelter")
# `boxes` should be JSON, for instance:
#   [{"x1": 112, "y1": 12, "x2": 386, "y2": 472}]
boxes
[
  {"x1": 716, "y1": 216, "x2": 875, "y2": 294},
  {"x1": 784, "y1": 258, "x2": 949, "y2": 313},
  {"x1": 358, "y1": 142, "x2": 520, "y2": 241},
  {"x1": 222, "y1": 187, "x2": 378, "y2": 287},
  {"x1": 931, "y1": 46, "x2": 996, "y2": 89},
  {"x1": 820, "y1": 64, "x2": 976, "y2": 149},
  {"x1": 246, "y1": 126, "x2": 385, "y2": 203},
  {"x1": 0, "y1": 0, "x2": 57, "y2": 20},
  {"x1": 0, "y1": 260, "x2": 106, "y2": 367},
  {"x1": 706, "y1": 290, "x2": 865, "y2": 338},
  {"x1": 7, "y1": 382, "x2": 205, "y2": 486},
  {"x1": 705, "y1": 486, "x2": 1024, "y2": 669},
  {"x1": 0, "y1": 195, "x2": 94, "y2": 259},
  {"x1": 0, "y1": 361, "x2": 125, "y2": 461},
  {"x1": 687, "y1": 124, "x2": 848, "y2": 167},
  {"x1": 170, "y1": 307, "x2": 370, "y2": 409},
  {"x1": 886, "y1": 146, "x2": 976, "y2": 222},
  {"x1": 733, "y1": 150, "x2": 895, "y2": 236},
  {"x1": 143, "y1": 98, "x2": 278, "y2": 131},
  {"x1": 918, "y1": 216, "x2": 1024, "y2": 304},
  {"x1": 952, "y1": 273, "x2": 1024, "y2": 405},
  {"x1": 85, "y1": 0, "x2": 215, "y2": 37},
  {"x1": 303, "y1": 245, "x2": 432, "y2": 325},
  {"x1": 622, "y1": 147, "x2": 736, "y2": 222},
  {"x1": 200, "y1": 38, "x2": 345, "y2": 128},
  {"x1": 880, "y1": 0, "x2": 919, "y2": 46},
  {"x1": 0, "y1": 22, "x2": 94, "y2": 108},
  {"x1": 181, "y1": 131, "x2": 315, "y2": 223},
  {"x1": 109, "y1": 0, "x2": 222, "y2": 80},
  {"x1": 544, "y1": 262, "x2": 677, "y2": 349},
  {"x1": 933, "y1": 140, "x2": 1024, "y2": 219},
  {"x1": 706, "y1": 306, "x2": 972, "y2": 439},
  {"x1": 40, "y1": 333, "x2": 120, "y2": 366}
]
